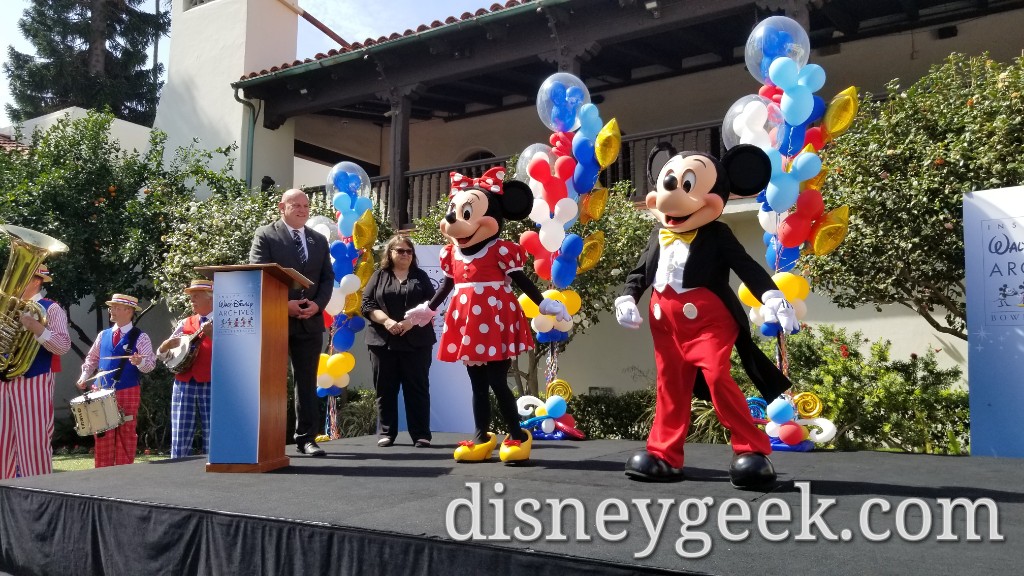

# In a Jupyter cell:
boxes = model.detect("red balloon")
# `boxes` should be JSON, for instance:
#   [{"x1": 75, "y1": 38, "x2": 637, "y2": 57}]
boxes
[
  {"x1": 549, "y1": 131, "x2": 573, "y2": 157},
  {"x1": 520, "y1": 230, "x2": 545, "y2": 257},
  {"x1": 323, "y1": 312, "x2": 334, "y2": 329},
  {"x1": 804, "y1": 127, "x2": 826, "y2": 152},
  {"x1": 759, "y1": 84, "x2": 783, "y2": 104},
  {"x1": 796, "y1": 189, "x2": 825, "y2": 221},
  {"x1": 777, "y1": 213, "x2": 813, "y2": 248},
  {"x1": 778, "y1": 422, "x2": 805, "y2": 446},
  {"x1": 534, "y1": 257, "x2": 552, "y2": 281}
]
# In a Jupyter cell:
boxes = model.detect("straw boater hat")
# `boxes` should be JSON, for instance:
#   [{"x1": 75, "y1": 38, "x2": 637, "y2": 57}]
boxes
[
  {"x1": 105, "y1": 294, "x2": 142, "y2": 311},
  {"x1": 34, "y1": 265, "x2": 52, "y2": 283},
  {"x1": 183, "y1": 279, "x2": 213, "y2": 293}
]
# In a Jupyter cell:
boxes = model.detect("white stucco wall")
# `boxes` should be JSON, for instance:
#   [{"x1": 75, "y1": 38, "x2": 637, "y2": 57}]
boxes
[
  {"x1": 2, "y1": 106, "x2": 152, "y2": 153},
  {"x1": 154, "y1": 0, "x2": 297, "y2": 193}
]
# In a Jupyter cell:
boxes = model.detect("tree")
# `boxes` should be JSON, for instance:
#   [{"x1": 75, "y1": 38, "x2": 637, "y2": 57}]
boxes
[
  {"x1": 0, "y1": 110, "x2": 239, "y2": 356},
  {"x1": 4, "y1": 0, "x2": 170, "y2": 126},
  {"x1": 807, "y1": 54, "x2": 1024, "y2": 341},
  {"x1": 409, "y1": 178, "x2": 652, "y2": 396}
]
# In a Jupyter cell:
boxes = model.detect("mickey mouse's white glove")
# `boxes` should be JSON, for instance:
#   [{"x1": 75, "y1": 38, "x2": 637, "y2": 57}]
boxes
[
  {"x1": 760, "y1": 290, "x2": 798, "y2": 334},
  {"x1": 539, "y1": 298, "x2": 571, "y2": 323},
  {"x1": 405, "y1": 302, "x2": 437, "y2": 327},
  {"x1": 615, "y1": 295, "x2": 643, "y2": 329}
]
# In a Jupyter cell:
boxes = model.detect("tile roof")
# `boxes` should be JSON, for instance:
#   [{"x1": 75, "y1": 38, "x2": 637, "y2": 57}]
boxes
[
  {"x1": 0, "y1": 133, "x2": 29, "y2": 153},
  {"x1": 239, "y1": 1, "x2": 533, "y2": 82}
]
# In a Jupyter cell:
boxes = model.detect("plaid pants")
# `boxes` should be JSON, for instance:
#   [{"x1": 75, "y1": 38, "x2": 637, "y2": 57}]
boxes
[
  {"x1": 0, "y1": 373, "x2": 55, "y2": 479},
  {"x1": 170, "y1": 379, "x2": 211, "y2": 459},
  {"x1": 94, "y1": 386, "x2": 141, "y2": 468}
]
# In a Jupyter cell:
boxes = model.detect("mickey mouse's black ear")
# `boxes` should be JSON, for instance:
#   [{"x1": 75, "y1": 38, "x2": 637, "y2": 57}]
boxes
[
  {"x1": 500, "y1": 180, "x2": 534, "y2": 221},
  {"x1": 647, "y1": 142, "x2": 678, "y2": 189},
  {"x1": 721, "y1": 144, "x2": 772, "y2": 197}
]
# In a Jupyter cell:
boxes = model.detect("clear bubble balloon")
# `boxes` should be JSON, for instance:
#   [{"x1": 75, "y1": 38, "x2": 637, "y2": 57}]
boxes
[
  {"x1": 536, "y1": 73, "x2": 591, "y2": 133},
  {"x1": 744, "y1": 16, "x2": 811, "y2": 85},
  {"x1": 516, "y1": 144, "x2": 555, "y2": 183},
  {"x1": 722, "y1": 95, "x2": 783, "y2": 149},
  {"x1": 326, "y1": 161, "x2": 371, "y2": 200}
]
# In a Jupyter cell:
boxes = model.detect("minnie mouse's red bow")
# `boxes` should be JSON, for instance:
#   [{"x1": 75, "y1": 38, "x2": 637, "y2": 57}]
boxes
[{"x1": 450, "y1": 166, "x2": 506, "y2": 197}]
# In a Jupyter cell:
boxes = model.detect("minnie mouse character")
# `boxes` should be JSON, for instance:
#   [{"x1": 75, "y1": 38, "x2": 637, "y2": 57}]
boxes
[
  {"x1": 407, "y1": 166, "x2": 569, "y2": 463},
  {"x1": 616, "y1": 143, "x2": 798, "y2": 489}
]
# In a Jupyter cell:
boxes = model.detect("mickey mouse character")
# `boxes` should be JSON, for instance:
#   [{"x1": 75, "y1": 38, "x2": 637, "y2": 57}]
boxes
[
  {"x1": 407, "y1": 166, "x2": 569, "y2": 463},
  {"x1": 615, "y1": 143, "x2": 797, "y2": 489}
]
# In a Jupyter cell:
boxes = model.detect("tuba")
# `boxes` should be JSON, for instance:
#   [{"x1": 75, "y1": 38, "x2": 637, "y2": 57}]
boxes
[{"x1": 0, "y1": 224, "x2": 68, "y2": 379}]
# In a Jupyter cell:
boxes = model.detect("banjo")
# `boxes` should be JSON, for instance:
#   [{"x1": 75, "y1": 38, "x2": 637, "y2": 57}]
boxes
[{"x1": 157, "y1": 319, "x2": 211, "y2": 374}]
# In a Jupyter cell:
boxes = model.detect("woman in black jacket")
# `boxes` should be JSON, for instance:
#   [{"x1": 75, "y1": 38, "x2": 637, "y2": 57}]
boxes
[{"x1": 361, "y1": 235, "x2": 437, "y2": 447}]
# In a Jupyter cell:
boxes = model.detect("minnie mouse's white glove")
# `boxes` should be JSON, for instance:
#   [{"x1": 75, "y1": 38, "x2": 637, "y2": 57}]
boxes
[
  {"x1": 404, "y1": 303, "x2": 437, "y2": 327},
  {"x1": 539, "y1": 298, "x2": 570, "y2": 323},
  {"x1": 615, "y1": 295, "x2": 643, "y2": 329},
  {"x1": 760, "y1": 290, "x2": 799, "y2": 334}
]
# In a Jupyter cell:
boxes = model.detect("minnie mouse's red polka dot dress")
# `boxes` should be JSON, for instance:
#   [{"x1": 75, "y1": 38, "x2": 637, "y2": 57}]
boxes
[{"x1": 437, "y1": 238, "x2": 535, "y2": 363}]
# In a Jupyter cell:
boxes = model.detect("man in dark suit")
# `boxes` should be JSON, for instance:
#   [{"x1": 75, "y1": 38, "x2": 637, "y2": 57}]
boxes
[{"x1": 250, "y1": 188, "x2": 334, "y2": 457}]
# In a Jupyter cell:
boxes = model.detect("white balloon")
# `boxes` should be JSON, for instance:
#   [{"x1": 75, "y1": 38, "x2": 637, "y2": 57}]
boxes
[
  {"x1": 324, "y1": 286, "x2": 345, "y2": 316},
  {"x1": 338, "y1": 273, "x2": 361, "y2": 296},
  {"x1": 538, "y1": 222, "x2": 566, "y2": 252},
  {"x1": 532, "y1": 315, "x2": 554, "y2": 333},
  {"x1": 798, "y1": 417, "x2": 836, "y2": 443},
  {"x1": 757, "y1": 205, "x2": 789, "y2": 234},
  {"x1": 334, "y1": 373, "x2": 351, "y2": 389},
  {"x1": 316, "y1": 374, "x2": 334, "y2": 389},
  {"x1": 553, "y1": 316, "x2": 574, "y2": 332},
  {"x1": 541, "y1": 419, "x2": 556, "y2": 434},
  {"x1": 764, "y1": 421, "x2": 781, "y2": 438},
  {"x1": 516, "y1": 144, "x2": 554, "y2": 183},
  {"x1": 552, "y1": 197, "x2": 579, "y2": 224},
  {"x1": 530, "y1": 197, "x2": 550, "y2": 223},
  {"x1": 517, "y1": 395, "x2": 544, "y2": 416},
  {"x1": 792, "y1": 298, "x2": 807, "y2": 320}
]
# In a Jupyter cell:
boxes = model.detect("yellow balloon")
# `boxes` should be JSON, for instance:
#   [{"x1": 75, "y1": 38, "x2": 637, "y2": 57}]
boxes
[
  {"x1": 577, "y1": 231, "x2": 605, "y2": 274},
  {"x1": 545, "y1": 378, "x2": 573, "y2": 400},
  {"x1": 772, "y1": 272, "x2": 810, "y2": 301},
  {"x1": 352, "y1": 210, "x2": 378, "y2": 250},
  {"x1": 823, "y1": 86, "x2": 859, "y2": 138},
  {"x1": 519, "y1": 293, "x2": 540, "y2": 318},
  {"x1": 810, "y1": 205, "x2": 850, "y2": 256},
  {"x1": 738, "y1": 283, "x2": 762, "y2": 308},
  {"x1": 580, "y1": 188, "x2": 609, "y2": 225},
  {"x1": 356, "y1": 260, "x2": 374, "y2": 289},
  {"x1": 595, "y1": 118, "x2": 621, "y2": 169},
  {"x1": 325, "y1": 353, "x2": 348, "y2": 378},
  {"x1": 542, "y1": 289, "x2": 565, "y2": 302},
  {"x1": 802, "y1": 166, "x2": 829, "y2": 192},
  {"x1": 561, "y1": 289, "x2": 582, "y2": 315},
  {"x1": 343, "y1": 291, "x2": 362, "y2": 316},
  {"x1": 335, "y1": 352, "x2": 356, "y2": 374},
  {"x1": 317, "y1": 353, "x2": 330, "y2": 376},
  {"x1": 535, "y1": 406, "x2": 548, "y2": 417}
]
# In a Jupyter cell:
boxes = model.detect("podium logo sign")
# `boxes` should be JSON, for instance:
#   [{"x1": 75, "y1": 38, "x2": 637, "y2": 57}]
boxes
[
  {"x1": 216, "y1": 292, "x2": 258, "y2": 335},
  {"x1": 981, "y1": 217, "x2": 1024, "y2": 326}
]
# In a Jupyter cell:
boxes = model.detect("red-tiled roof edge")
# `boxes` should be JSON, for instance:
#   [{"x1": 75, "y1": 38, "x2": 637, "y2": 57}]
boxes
[
  {"x1": 238, "y1": 0, "x2": 531, "y2": 82},
  {"x1": 0, "y1": 133, "x2": 30, "y2": 153}
]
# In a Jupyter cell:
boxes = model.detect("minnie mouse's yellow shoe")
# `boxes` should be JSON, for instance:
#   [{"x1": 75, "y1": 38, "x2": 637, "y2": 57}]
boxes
[
  {"x1": 453, "y1": 432, "x2": 497, "y2": 462},
  {"x1": 498, "y1": 430, "x2": 533, "y2": 463}
]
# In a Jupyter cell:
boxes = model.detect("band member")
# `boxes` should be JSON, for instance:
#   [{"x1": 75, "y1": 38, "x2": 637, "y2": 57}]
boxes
[
  {"x1": 158, "y1": 279, "x2": 214, "y2": 459},
  {"x1": 78, "y1": 294, "x2": 156, "y2": 468},
  {"x1": 0, "y1": 265, "x2": 71, "y2": 479}
]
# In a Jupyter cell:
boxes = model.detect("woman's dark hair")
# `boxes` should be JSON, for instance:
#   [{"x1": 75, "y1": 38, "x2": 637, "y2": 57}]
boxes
[{"x1": 380, "y1": 234, "x2": 419, "y2": 270}]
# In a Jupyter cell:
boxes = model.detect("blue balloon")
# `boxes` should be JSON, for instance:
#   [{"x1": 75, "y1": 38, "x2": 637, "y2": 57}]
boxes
[
  {"x1": 545, "y1": 396, "x2": 567, "y2": 419},
  {"x1": 560, "y1": 234, "x2": 584, "y2": 257},
  {"x1": 352, "y1": 196, "x2": 373, "y2": 217},
  {"x1": 572, "y1": 134, "x2": 600, "y2": 194},
  {"x1": 332, "y1": 328, "x2": 355, "y2": 352},
  {"x1": 551, "y1": 259, "x2": 577, "y2": 289},
  {"x1": 765, "y1": 237, "x2": 799, "y2": 272},
  {"x1": 777, "y1": 121, "x2": 808, "y2": 157},
  {"x1": 316, "y1": 387, "x2": 330, "y2": 398},
  {"x1": 767, "y1": 396, "x2": 796, "y2": 423},
  {"x1": 346, "y1": 316, "x2": 366, "y2": 332},
  {"x1": 550, "y1": 329, "x2": 569, "y2": 342},
  {"x1": 333, "y1": 171, "x2": 361, "y2": 197},
  {"x1": 332, "y1": 192, "x2": 353, "y2": 212},
  {"x1": 760, "y1": 322, "x2": 782, "y2": 337},
  {"x1": 536, "y1": 330, "x2": 552, "y2": 344},
  {"x1": 329, "y1": 386, "x2": 343, "y2": 397},
  {"x1": 808, "y1": 95, "x2": 827, "y2": 124}
]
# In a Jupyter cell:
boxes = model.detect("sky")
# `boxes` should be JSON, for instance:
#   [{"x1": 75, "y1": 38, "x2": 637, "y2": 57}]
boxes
[{"x1": 0, "y1": 0, "x2": 492, "y2": 126}]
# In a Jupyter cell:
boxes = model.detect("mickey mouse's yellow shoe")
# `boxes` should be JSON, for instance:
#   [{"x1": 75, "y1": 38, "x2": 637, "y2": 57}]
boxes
[
  {"x1": 453, "y1": 432, "x2": 497, "y2": 462},
  {"x1": 498, "y1": 430, "x2": 533, "y2": 463}
]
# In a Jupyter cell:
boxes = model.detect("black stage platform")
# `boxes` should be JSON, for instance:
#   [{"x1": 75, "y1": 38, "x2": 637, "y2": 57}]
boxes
[{"x1": 2, "y1": 434, "x2": 1021, "y2": 575}]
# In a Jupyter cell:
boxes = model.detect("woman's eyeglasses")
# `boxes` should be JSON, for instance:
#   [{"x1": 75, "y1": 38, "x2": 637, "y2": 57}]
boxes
[{"x1": 392, "y1": 248, "x2": 413, "y2": 255}]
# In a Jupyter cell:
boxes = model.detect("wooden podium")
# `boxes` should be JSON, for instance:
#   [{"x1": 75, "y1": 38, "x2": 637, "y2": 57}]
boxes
[{"x1": 196, "y1": 264, "x2": 310, "y2": 473}]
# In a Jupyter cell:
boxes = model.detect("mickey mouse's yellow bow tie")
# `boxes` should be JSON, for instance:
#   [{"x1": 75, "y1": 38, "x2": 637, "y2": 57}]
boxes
[{"x1": 659, "y1": 228, "x2": 697, "y2": 247}]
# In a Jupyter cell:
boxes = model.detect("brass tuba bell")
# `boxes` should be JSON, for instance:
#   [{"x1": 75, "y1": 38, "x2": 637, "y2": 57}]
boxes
[{"x1": 0, "y1": 224, "x2": 68, "y2": 379}]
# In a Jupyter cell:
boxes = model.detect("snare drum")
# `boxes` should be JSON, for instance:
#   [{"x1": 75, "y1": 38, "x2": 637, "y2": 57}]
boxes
[{"x1": 69, "y1": 389, "x2": 124, "y2": 436}]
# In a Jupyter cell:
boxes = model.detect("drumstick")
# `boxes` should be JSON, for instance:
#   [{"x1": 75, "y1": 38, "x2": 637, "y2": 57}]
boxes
[
  {"x1": 100, "y1": 355, "x2": 133, "y2": 360},
  {"x1": 81, "y1": 368, "x2": 119, "y2": 383}
]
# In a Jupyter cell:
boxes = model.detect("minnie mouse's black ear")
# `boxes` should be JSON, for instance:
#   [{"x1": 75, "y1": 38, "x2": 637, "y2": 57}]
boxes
[
  {"x1": 721, "y1": 144, "x2": 772, "y2": 197},
  {"x1": 500, "y1": 180, "x2": 534, "y2": 221},
  {"x1": 647, "y1": 142, "x2": 678, "y2": 189}
]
